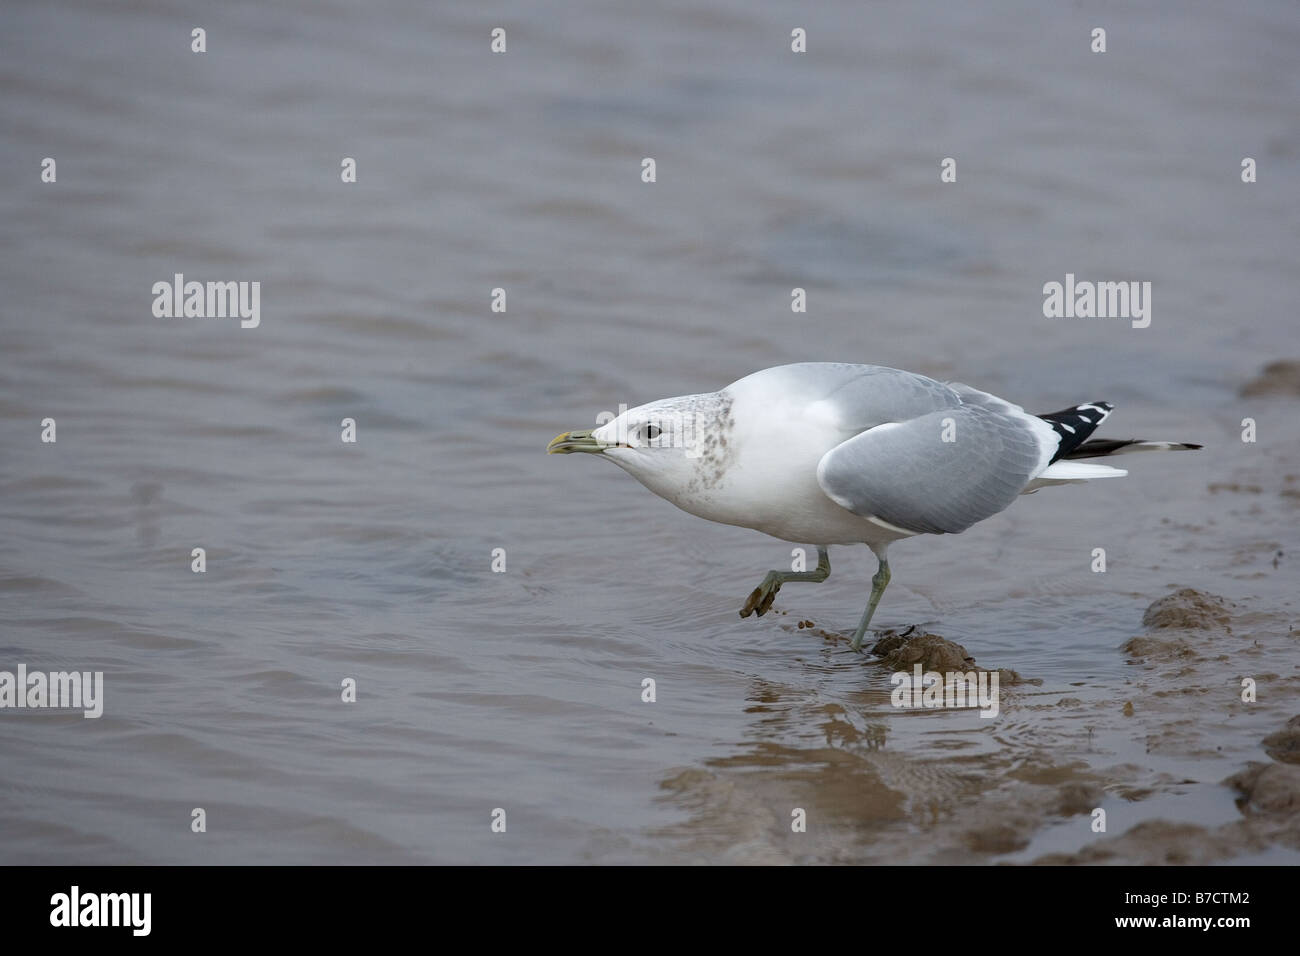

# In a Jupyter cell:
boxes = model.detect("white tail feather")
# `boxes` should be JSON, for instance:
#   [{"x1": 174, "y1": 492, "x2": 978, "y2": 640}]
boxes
[{"x1": 1023, "y1": 461, "x2": 1127, "y2": 492}]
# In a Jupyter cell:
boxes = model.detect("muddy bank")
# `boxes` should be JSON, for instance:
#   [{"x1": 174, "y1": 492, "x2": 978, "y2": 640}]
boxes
[
  {"x1": 654, "y1": 585, "x2": 1299, "y2": 864},
  {"x1": 1026, "y1": 588, "x2": 1299, "y2": 864}
]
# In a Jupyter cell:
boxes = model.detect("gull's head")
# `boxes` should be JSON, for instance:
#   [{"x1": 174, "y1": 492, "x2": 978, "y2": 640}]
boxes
[{"x1": 547, "y1": 394, "x2": 726, "y2": 494}]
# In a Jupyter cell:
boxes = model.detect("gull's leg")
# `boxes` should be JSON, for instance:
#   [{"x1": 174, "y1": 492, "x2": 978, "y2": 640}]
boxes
[
  {"x1": 739, "y1": 546, "x2": 831, "y2": 618},
  {"x1": 849, "y1": 558, "x2": 891, "y2": 652}
]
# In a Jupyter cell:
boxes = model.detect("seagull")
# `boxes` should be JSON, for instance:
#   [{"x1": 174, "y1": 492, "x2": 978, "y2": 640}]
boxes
[{"x1": 547, "y1": 363, "x2": 1200, "y2": 651}]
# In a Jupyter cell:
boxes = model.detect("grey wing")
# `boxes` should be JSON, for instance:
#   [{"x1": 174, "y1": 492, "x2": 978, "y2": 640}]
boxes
[
  {"x1": 795, "y1": 363, "x2": 961, "y2": 431},
  {"x1": 815, "y1": 403, "x2": 1054, "y2": 535}
]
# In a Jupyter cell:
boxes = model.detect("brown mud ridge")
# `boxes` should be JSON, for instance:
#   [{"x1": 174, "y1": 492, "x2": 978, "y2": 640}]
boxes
[
  {"x1": 1240, "y1": 359, "x2": 1300, "y2": 397},
  {"x1": 655, "y1": 588, "x2": 1299, "y2": 864},
  {"x1": 868, "y1": 626, "x2": 1031, "y2": 687}
]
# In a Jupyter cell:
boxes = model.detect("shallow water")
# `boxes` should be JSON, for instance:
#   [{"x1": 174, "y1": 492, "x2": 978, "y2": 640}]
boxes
[{"x1": 1, "y1": 0, "x2": 1298, "y2": 863}]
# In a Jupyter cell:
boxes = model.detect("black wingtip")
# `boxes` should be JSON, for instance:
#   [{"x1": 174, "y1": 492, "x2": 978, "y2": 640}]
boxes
[{"x1": 1037, "y1": 402, "x2": 1116, "y2": 462}]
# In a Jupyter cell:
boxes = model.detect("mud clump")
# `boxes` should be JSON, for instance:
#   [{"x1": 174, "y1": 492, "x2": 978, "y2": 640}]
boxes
[
  {"x1": 962, "y1": 823, "x2": 1030, "y2": 855},
  {"x1": 1140, "y1": 588, "x2": 1232, "y2": 631},
  {"x1": 1261, "y1": 716, "x2": 1300, "y2": 765},
  {"x1": 1055, "y1": 782, "x2": 1104, "y2": 816},
  {"x1": 869, "y1": 628, "x2": 1026, "y2": 685},
  {"x1": 1225, "y1": 761, "x2": 1300, "y2": 816},
  {"x1": 1240, "y1": 359, "x2": 1300, "y2": 397},
  {"x1": 871, "y1": 628, "x2": 972, "y2": 670},
  {"x1": 1121, "y1": 634, "x2": 1199, "y2": 663}
]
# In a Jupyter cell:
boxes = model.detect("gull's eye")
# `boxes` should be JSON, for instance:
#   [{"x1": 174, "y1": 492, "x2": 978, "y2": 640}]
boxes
[{"x1": 644, "y1": 424, "x2": 662, "y2": 441}]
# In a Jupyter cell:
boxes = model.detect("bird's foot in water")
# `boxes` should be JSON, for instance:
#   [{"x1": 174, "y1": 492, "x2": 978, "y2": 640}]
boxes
[
  {"x1": 852, "y1": 623, "x2": 918, "y2": 654},
  {"x1": 739, "y1": 572, "x2": 783, "y2": 618}
]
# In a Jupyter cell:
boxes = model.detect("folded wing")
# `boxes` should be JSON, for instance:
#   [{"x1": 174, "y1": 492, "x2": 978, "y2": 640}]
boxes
[{"x1": 815, "y1": 398, "x2": 1056, "y2": 535}]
